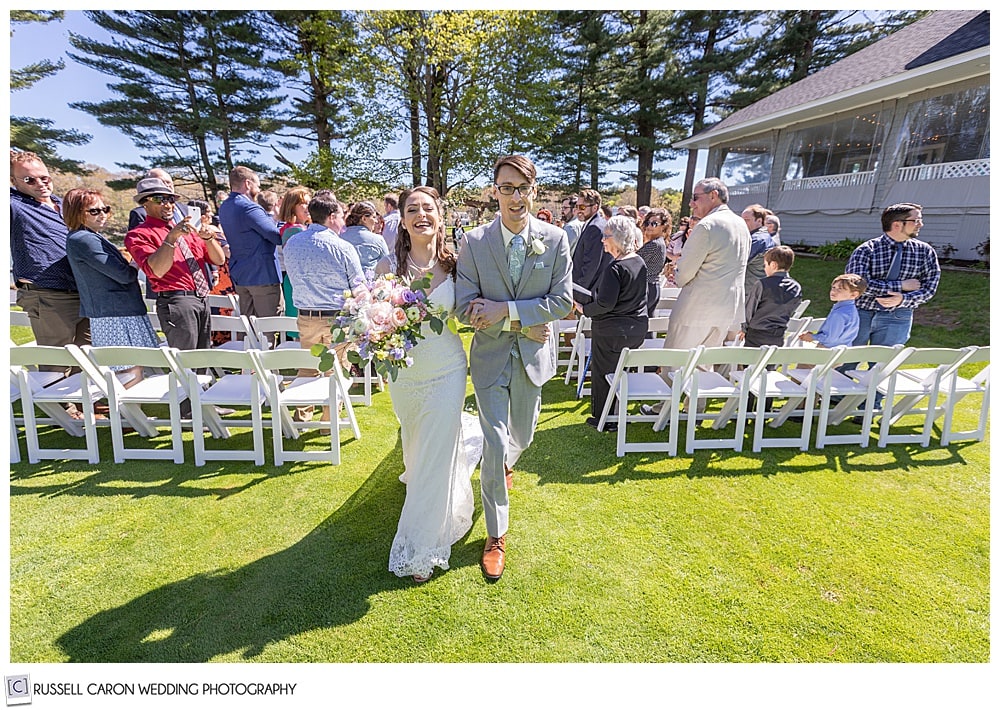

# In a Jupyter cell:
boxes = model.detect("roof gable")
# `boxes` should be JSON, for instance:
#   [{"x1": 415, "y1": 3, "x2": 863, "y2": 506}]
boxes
[{"x1": 706, "y1": 11, "x2": 989, "y2": 135}]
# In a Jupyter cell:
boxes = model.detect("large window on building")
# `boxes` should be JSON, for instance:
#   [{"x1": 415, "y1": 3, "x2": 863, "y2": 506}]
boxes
[
  {"x1": 719, "y1": 137, "x2": 773, "y2": 186},
  {"x1": 784, "y1": 109, "x2": 888, "y2": 180},
  {"x1": 897, "y1": 83, "x2": 989, "y2": 166}
]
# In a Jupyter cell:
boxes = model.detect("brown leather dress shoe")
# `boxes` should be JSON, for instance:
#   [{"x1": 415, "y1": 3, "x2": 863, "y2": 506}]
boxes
[
  {"x1": 504, "y1": 464, "x2": 513, "y2": 490},
  {"x1": 481, "y1": 535, "x2": 506, "y2": 580}
]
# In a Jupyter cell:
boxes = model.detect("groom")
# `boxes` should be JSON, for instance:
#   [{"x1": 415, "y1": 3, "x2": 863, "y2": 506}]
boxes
[{"x1": 456, "y1": 154, "x2": 574, "y2": 581}]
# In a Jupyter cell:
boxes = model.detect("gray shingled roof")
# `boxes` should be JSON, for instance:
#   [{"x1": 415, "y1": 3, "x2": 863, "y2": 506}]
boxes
[{"x1": 701, "y1": 10, "x2": 989, "y2": 135}]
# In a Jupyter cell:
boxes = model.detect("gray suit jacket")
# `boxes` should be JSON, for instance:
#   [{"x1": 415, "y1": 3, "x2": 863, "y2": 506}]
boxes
[
  {"x1": 670, "y1": 204, "x2": 751, "y2": 331},
  {"x1": 456, "y1": 216, "x2": 573, "y2": 389}
]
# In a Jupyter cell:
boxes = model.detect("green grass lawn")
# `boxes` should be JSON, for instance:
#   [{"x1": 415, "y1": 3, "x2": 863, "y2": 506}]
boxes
[{"x1": 7, "y1": 259, "x2": 989, "y2": 665}]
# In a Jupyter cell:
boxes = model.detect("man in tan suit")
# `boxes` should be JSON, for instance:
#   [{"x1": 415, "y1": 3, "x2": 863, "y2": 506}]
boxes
[
  {"x1": 662, "y1": 177, "x2": 750, "y2": 350},
  {"x1": 642, "y1": 178, "x2": 749, "y2": 416}
]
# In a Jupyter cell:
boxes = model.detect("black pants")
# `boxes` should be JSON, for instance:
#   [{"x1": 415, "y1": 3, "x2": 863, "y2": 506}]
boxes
[
  {"x1": 590, "y1": 319, "x2": 647, "y2": 418},
  {"x1": 156, "y1": 294, "x2": 211, "y2": 351},
  {"x1": 743, "y1": 327, "x2": 785, "y2": 349}
]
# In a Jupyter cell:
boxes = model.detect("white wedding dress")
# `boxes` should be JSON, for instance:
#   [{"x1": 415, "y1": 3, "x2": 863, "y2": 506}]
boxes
[{"x1": 387, "y1": 276, "x2": 481, "y2": 579}]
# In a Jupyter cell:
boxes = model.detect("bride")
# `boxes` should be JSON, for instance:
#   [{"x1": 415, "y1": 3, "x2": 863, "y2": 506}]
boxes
[{"x1": 375, "y1": 186, "x2": 479, "y2": 583}]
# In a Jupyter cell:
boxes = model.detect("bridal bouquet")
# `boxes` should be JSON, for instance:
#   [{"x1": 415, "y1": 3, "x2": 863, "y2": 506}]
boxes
[{"x1": 312, "y1": 272, "x2": 457, "y2": 381}]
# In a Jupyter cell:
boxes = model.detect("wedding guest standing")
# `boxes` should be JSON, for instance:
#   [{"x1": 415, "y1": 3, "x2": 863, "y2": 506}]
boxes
[
  {"x1": 582, "y1": 216, "x2": 648, "y2": 431},
  {"x1": 636, "y1": 208, "x2": 670, "y2": 316},
  {"x1": 64, "y1": 188, "x2": 159, "y2": 385},
  {"x1": 340, "y1": 201, "x2": 390, "y2": 272},
  {"x1": 10, "y1": 151, "x2": 89, "y2": 354}
]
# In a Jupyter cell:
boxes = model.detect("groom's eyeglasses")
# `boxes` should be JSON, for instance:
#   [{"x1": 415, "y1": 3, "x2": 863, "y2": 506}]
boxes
[{"x1": 495, "y1": 184, "x2": 534, "y2": 197}]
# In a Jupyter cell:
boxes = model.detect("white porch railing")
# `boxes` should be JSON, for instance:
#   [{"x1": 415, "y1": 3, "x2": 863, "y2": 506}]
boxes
[
  {"x1": 897, "y1": 158, "x2": 990, "y2": 181},
  {"x1": 782, "y1": 171, "x2": 876, "y2": 191},
  {"x1": 727, "y1": 182, "x2": 768, "y2": 197}
]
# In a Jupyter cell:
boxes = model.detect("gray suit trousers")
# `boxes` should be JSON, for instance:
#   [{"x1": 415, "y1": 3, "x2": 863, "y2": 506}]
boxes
[{"x1": 474, "y1": 351, "x2": 542, "y2": 538}]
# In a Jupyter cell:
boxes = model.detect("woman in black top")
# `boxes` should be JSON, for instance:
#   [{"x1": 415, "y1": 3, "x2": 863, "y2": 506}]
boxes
[{"x1": 582, "y1": 216, "x2": 649, "y2": 430}]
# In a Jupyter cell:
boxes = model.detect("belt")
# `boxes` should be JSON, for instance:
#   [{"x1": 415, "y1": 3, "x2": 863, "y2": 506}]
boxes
[
  {"x1": 299, "y1": 309, "x2": 338, "y2": 318},
  {"x1": 15, "y1": 281, "x2": 77, "y2": 294},
  {"x1": 157, "y1": 290, "x2": 203, "y2": 297}
]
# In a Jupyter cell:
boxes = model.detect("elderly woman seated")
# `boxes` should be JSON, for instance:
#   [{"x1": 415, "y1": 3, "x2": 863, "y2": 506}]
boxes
[{"x1": 580, "y1": 215, "x2": 649, "y2": 432}]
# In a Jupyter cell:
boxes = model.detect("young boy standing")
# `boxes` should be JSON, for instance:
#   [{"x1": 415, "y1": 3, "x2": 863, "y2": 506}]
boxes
[
  {"x1": 799, "y1": 274, "x2": 867, "y2": 348},
  {"x1": 740, "y1": 245, "x2": 802, "y2": 348}
]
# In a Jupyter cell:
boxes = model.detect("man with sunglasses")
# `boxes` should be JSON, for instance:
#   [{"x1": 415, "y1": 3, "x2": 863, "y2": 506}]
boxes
[
  {"x1": 125, "y1": 177, "x2": 226, "y2": 358},
  {"x1": 10, "y1": 150, "x2": 90, "y2": 356},
  {"x1": 127, "y1": 168, "x2": 189, "y2": 231}
]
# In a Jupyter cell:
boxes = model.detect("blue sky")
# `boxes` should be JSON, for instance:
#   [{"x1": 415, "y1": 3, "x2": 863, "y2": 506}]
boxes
[{"x1": 9, "y1": 11, "x2": 700, "y2": 189}]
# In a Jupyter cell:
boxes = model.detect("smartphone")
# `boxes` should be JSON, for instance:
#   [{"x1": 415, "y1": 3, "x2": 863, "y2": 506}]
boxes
[{"x1": 187, "y1": 205, "x2": 202, "y2": 230}]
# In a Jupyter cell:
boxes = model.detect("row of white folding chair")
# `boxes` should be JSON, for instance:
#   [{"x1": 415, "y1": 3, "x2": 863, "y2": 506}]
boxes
[
  {"x1": 596, "y1": 343, "x2": 989, "y2": 456},
  {"x1": 10, "y1": 343, "x2": 360, "y2": 466}
]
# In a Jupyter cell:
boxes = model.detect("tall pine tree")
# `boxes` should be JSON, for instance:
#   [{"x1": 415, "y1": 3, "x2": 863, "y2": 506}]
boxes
[
  {"x1": 10, "y1": 11, "x2": 91, "y2": 174},
  {"x1": 67, "y1": 10, "x2": 283, "y2": 197}
]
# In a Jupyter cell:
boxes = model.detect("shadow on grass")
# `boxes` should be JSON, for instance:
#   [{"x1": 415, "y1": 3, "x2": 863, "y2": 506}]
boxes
[
  {"x1": 9, "y1": 427, "x2": 362, "y2": 500},
  {"x1": 53, "y1": 447, "x2": 482, "y2": 662}
]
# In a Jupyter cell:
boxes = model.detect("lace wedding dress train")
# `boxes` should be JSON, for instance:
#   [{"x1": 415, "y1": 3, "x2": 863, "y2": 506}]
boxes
[{"x1": 387, "y1": 278, "x2": 480, "y2": 579}]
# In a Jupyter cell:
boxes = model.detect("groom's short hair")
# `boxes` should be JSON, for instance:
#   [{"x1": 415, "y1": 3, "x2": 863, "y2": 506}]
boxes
[{"x1": 493, "y1": 154, "x2": 536, "y2": 184}]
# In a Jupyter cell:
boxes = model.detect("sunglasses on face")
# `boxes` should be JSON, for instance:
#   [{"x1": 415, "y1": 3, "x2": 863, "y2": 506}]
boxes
[
  {"x1": 146, "y1": 195, "x2": 176, "y2": 205},
  {"x1": 20, "y1": 175, "x2": 53, "y2": 186},
  {"x1": 644, "y1": 221, "x2": 662, "y2": 228},
  {"x1": 86, "y1": 206, "x2": 112, "y2": 216}
]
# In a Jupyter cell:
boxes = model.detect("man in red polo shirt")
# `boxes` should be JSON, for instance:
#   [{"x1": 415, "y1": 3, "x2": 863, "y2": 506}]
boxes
[{"x1": 125, "y1": 177, "x2": 226, "y2": 352}]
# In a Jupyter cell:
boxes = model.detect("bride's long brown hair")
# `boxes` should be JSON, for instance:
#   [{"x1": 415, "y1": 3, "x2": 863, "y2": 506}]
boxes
[{"x1": 394, "y1": 186, "x2": 457, "y2": 280}]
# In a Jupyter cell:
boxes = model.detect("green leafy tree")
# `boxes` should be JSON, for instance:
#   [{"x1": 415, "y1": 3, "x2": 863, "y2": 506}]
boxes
[
  {"x1": 67, "y1": 10, "x2": 283, "y2": 198},
  {"x1": 358, "y1": 10, "x2": 561, "y2": 196},
  {"x1": 10, "y1": 10, "x2": 91, "y2": 174}
]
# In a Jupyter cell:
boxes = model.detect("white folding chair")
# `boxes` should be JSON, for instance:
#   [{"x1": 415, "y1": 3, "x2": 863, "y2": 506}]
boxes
[
  {"x1": 564, "y1": 315, "x2": 592, "y2": 397},
  {"x1": 210, "y1": 314, "x2": 260, "y2": 352},
  {"x1": 793, "y1": 345, "x2": 905, "y2": 449},
  {"x1": 739, "y1": 345, "x2": 842, "y2": 452},
  {"x1": 10, "y1": 366, "x2": 66, "y2": 463},
  {"x1": 349, "y1": 358, "x2": 385, "y2": 406},
  {"x1": 782, "y1": 317, "x2": 812, "y2": 347},
  {"x1": 679, "y1": 345, "x2": 773, "y2": 453},
  {"x1": 207, "y1": 292, "x2": 241, "y2": 316},
  {"x1": 934, "y1": 345, "x2": 990, "y2": 445},
  {"x1": 76, "y1": 345, "x2": 185, "y2": 463},
  {"x1": 556, "y1": 318, "x2": 579, "y2": 374},
  {"x1": 250, "y1": 348, "x2": 360, "y2": 465},
  {"x1": 9, "y1": 345, "x2": 102, "y2": 463},
  {"x1": 641, "y1": 315, "x2": 671, "y2": 349},
  {"x1": 869, "y1": 347, "x2": 973, "y2": 447},
  {"x1": 597, "y1": 346, "x2": 699, "y2": 457},
  {"x1": 248, "y1": 315, "x2": 301, "y2": 351},
  {"x1": 791, "y1": 299, "x2": 810, "y2": 318},
  {"x1": 169, "y1": 348, "x2": 268, "y2": 466}
]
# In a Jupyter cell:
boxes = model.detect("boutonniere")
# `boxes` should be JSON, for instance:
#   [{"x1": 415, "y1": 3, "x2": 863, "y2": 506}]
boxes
[{"x1": 530, "y1": 238, "x2": 546, "y2": 256}]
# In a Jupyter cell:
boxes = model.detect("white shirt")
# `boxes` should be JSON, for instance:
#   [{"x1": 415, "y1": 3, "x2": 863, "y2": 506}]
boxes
[{"x1": 498, "y1": 219, "x2": 530, "y2": 327}]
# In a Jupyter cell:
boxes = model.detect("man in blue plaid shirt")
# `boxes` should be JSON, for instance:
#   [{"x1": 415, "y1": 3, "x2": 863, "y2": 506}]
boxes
[{"x1": 846, "y1": 202, "x2": 940, "y2": 352}]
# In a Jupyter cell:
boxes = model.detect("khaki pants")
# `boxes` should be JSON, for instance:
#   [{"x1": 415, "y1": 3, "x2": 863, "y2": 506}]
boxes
[
  {"x1": 294, "y1": 314, "x2": 349, "y2": 423},
  {"x1": 16, "y1": 288, "x2": 90, "y2": 375}
]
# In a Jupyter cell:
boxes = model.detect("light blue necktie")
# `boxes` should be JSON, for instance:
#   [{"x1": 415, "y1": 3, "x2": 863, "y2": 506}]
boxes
[
  {"x1": 887, "y1": 242, "x2": 903, "y2": 281},
  {"x1": 509, "y1": 233, "x2": 526, "y2": 284}
]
